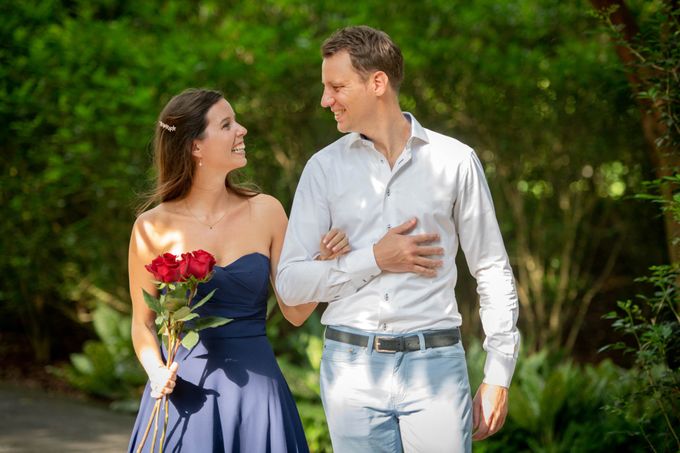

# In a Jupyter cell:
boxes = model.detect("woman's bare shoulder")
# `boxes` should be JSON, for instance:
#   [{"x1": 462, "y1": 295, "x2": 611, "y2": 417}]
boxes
[
  {"x1": 247, "y1": 193, "x2": 285, "y2": 216},
  {"x1": 134, "y1": 203, "x2": 178, "y2": 230},
  {"x1": 131, "y1": 202, "x2": 183, "y2": 254}
]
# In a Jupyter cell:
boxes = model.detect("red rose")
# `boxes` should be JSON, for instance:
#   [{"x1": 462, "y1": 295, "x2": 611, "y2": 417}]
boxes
[
  {"x1": 179, "y1": 249, "x2": 216, "y2": 281},
  {"x1": 145, "y1": 253, "x2": 182, "y2": 283}
]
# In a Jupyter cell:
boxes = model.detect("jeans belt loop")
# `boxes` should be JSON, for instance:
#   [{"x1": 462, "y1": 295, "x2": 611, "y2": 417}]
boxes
[
  {"x1": 367, "y1": 332, "x2": 375, "y2": 354},
  {"x1": 417, "y1": 332, "x2": 426, "y2": 352}
]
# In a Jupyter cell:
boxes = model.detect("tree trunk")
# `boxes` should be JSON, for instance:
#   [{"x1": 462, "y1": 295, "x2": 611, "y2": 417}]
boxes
[{"x1": 590, "y1": 0, "x2": 680, "y2": 264}]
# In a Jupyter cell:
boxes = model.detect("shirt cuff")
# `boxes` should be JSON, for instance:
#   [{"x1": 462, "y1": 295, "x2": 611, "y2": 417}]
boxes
[
  {"x1": 482, "y1": 351, "x2": 517, "y2": 388},
  {"x1": 338, "y1": 246, "x2": 381, "y2": 290}
]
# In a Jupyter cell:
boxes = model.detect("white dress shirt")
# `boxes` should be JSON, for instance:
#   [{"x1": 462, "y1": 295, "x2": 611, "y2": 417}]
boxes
[{"x1": 276, "y1": 113, "x2": 519, "y2": 387}]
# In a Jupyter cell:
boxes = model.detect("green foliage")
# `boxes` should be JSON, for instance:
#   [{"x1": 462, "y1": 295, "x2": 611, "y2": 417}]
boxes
[
  {"x1": 466, "y1": 341, "x2": 648, "y2": 452},
  {"x1": 601, "y1": 265, "x2": 680, "y2": 451},
  {"x1": 595, "y1": 1, "x2": 680, "y2": 450},
  {"x1": 0, "y1": 0, "x2": 672, "y2": 447},
  {"x1": 1, "y1": 0, "x2": 661, "y2": 365},
  {"x1": 50, "y1": 303, "x2": 146, "y2": 411},
  {"x1": 268, "y1": 306, "x2": 332, "y2": 452},
  {"x1": 626, "y1": 2, "x2": 679, "y2": 152},
  {"x1": 636, "y1": 174, "x2": 680, "y2": 236}
]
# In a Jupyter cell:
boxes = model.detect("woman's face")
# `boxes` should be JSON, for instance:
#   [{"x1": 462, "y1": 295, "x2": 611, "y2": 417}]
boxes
[{"x1": 194, "y1": 98, "x2": 248, "y2": 172}]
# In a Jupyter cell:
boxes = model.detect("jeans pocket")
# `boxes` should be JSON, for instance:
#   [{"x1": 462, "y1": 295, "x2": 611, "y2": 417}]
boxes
[
  {"x1": 423, "y1": 342, "x2": 466, "y2": 358},
  {"x1": 321, "y1": 340, "x2": 366, "y2": 363}
]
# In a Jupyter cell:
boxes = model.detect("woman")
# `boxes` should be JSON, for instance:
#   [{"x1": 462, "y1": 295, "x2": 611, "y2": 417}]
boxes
[{"x1": 127, "y1": 88, "x2": 349, "y2": 452}]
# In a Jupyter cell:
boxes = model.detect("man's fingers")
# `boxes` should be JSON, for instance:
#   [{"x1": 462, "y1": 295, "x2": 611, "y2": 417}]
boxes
[
  {"x1": 411, "y1": 265, "x2": 437, "y2": 277},
  {"x1": 472, "y1": 424, "x2": 490, "y2": 441},
  {"x1": 488, "y1": 410, "x2": 506, "y2": 437},
  {"x1": 413, "y1": 256, "x2": 443, "y2": 270},
  {"x1": 412, "y1": 233, "x2": 440, "y2": 244},
  {"x1": 472, "y1": 395, "x2": 481, "y2": 434},
  {"x1": 390, "y1": 218, "x2": 417, "y2": 235},
  {"x1": 472, "y1": 402, "x2": 505, "y2": 440},
  {"x1": 472, "y1": 409, "x2": 492, "y2": 440},
  {"x1": 415, "y1": 246, "x2": 444, "y2": 257},
  {"x1": 472, "y1": 390, "x2": 491, "y2": 441}
]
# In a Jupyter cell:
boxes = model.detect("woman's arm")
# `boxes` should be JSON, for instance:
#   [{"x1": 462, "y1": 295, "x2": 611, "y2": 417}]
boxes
[
  {"x1": 267, "y1": 197, "x2": 319, "y2": 326},
  {"x1": 319, "y1": 228, "x2": 351, "y2": 260},
  {"x1": 129, "y1": 214, "x2": 178, "y2": 398},
  {"x1": 266, "y1": 195, "x2": 351, "y2": 326}
]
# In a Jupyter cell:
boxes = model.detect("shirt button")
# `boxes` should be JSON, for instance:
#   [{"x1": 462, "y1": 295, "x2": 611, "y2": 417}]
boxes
[
  {"x1": 386, "y1": 188, "x2": 391, "y2": 197},
  {"x1": 381, "y1": 323, "x2": 388, "y2": 331},
  {"x1": 387, "y1": 224, "x2": 391, "y2": 229},
  {"x1": 384, "y1": 293, "x2": 389, "y2": 301}
]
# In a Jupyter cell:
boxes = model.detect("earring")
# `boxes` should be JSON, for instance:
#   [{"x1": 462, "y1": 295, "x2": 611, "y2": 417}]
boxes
[{"x1": 199, "y1": 158, "x2": 203, "y2": 167}]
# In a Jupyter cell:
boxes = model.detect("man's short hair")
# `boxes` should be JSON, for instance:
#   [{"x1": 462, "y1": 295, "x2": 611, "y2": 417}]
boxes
[{"x1": 321, "y1": 25, "x2": 404, "y2": 92}]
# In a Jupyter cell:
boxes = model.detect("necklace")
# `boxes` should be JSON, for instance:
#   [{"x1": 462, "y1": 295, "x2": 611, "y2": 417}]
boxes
[{"x1": 184, "y1": 199, "x2": 229, "y2": 230}]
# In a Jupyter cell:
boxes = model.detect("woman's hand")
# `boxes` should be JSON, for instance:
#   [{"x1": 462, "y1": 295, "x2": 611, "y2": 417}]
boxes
[
  {"x1": 319, "y1": 228, "x2": 351, "y2": 260},
  {"x1": 148, "y1": 362, "x2": 179, "y2": 399}
]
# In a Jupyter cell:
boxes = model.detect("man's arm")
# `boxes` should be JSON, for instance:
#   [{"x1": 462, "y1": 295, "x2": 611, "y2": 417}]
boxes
[
  {"x1": 276, "y1": 157, "x2": 382, "y2": 306},
  {"x1": 453, "y1": 150, "x2": 520, "y2": 439},
  {"x1": 277, "y1": 157, "x2": 446, "y2": 306},
  {"x1": 455, "y1": 149, "x2": 520, "y2": 386}
]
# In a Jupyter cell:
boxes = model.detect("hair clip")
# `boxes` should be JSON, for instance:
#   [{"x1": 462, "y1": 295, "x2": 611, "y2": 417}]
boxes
[{"x1": 159, "y1": 120, "x2": 176, "y2": 132}]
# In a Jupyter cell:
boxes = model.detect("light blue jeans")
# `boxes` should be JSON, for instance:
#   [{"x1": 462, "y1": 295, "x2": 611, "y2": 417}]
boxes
[{"x1": 320, "y1": 326, "x2": 472, "y2": 453}]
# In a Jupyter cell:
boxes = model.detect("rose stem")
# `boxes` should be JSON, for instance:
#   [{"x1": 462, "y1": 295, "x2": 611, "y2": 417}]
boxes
[
  {"x1": 150, "y1": 396, "x2": 161, "y2": 452},
  {"x1": 136, "y1": 399, "x2": 160, "y2": 453}
]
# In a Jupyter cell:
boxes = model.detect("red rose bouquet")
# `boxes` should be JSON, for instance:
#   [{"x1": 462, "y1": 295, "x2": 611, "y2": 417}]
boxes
[{"x1": 137, "y1": 249, "x2": 230, "y2": 453}]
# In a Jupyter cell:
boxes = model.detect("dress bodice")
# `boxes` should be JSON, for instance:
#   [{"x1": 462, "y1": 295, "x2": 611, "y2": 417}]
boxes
[
  {"x1": 193, "y1": 252, "x2": 270, "y2": 338},
  {"x1": 129, "y1": 252, "x2": 309, "y2": 453}
]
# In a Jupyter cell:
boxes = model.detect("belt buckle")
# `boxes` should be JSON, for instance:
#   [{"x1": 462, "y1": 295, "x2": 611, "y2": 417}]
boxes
[{"x1": 374, "y1": 336, "x2": 399, "y2": 353}]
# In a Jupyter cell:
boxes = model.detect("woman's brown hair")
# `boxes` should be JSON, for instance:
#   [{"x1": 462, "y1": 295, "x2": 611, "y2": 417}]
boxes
[{"x1": 138, "y1": 88, "x2": 258, "y2": 214}]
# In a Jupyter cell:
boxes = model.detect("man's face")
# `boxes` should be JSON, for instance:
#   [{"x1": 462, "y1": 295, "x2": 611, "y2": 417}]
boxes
[{"x1": 320, "y1": 50, "x2": 374, "y2": 134}]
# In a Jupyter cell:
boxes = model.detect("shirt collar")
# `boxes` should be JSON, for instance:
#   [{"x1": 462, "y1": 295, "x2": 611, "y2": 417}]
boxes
[
  {"x1": 404, "y1": 112, "x2": 430, "y2": 145},
  {"x1": 348, "y1": 112, "x2": 430, "y2": 148}
]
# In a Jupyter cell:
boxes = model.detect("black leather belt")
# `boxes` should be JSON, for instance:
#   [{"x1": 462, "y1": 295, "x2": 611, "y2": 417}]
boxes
[{"x1": 325, "y1": 327, "x2": 460, "y2": 353}]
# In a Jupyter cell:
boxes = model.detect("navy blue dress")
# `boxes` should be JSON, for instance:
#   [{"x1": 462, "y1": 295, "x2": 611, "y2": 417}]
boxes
[{"x1": 128, "y1": 253, "x2": 309, "y2": 453}]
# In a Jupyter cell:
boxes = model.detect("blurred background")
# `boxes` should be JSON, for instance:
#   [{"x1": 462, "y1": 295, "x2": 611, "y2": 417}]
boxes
[{"x1": 1, "y1": 0, "x2": 678, "y2": 451}]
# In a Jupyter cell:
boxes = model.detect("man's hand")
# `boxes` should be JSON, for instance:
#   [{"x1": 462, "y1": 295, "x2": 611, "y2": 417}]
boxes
[
  {"x1": 373, "y1": 218, "x2": 443, "y2": 277},
  {"x1": 472, "y1": 383, "x2": 509, "y2": 441}
]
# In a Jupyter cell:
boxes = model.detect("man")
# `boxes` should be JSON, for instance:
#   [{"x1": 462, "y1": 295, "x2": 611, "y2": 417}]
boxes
[{"x1": 276, "y1": 25, "x2": 519, "y2": 453}]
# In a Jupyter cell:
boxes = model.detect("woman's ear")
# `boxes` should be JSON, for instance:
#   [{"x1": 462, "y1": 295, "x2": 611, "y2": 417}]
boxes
[{"x1": 191, "y1": 140, "x2": 202, "y2": 158}]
